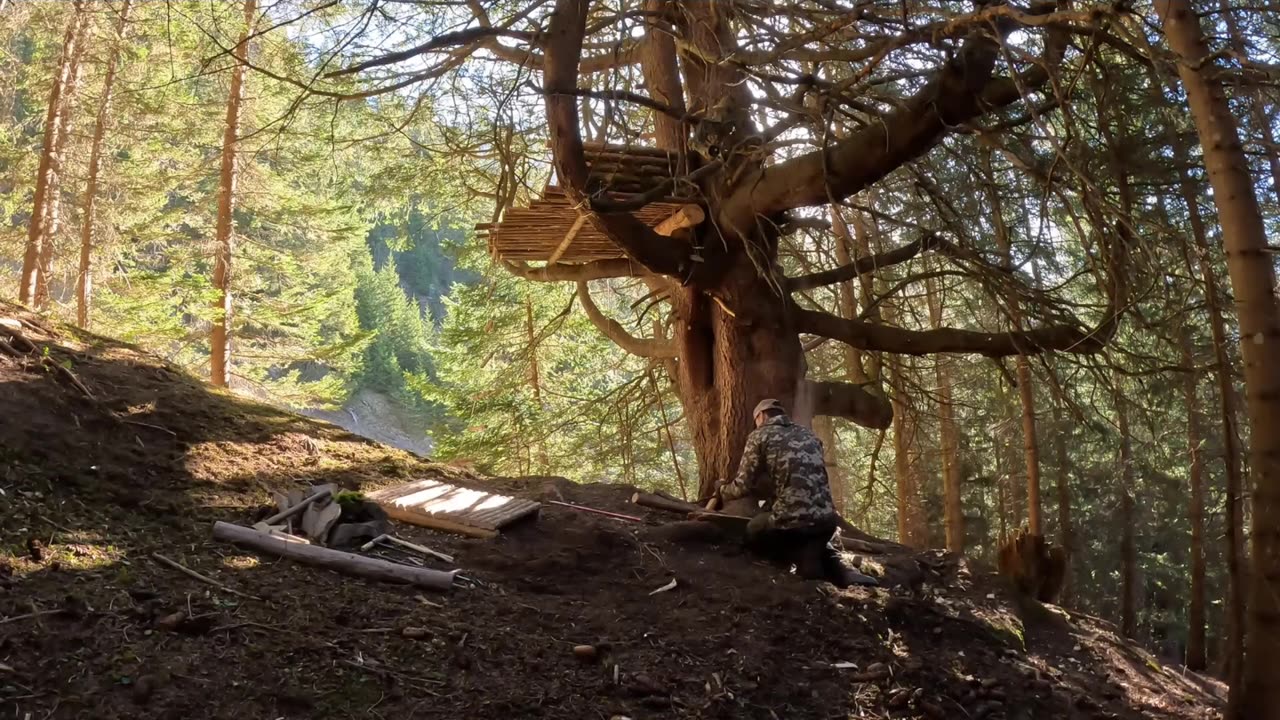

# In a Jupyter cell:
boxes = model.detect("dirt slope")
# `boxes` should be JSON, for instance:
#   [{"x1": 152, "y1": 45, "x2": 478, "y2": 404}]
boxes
[{"x1": 0, "y1": 303, "x2": 1224, "y2": 720}]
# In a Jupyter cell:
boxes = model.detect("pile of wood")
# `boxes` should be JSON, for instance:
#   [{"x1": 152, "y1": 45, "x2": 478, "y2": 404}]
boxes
[
  {"x1": 996, "y1": 527, "x2": 1067, "y2": 604},
  {"x1": 210, "y1": 485, "x2": 459, "y2": 592}
]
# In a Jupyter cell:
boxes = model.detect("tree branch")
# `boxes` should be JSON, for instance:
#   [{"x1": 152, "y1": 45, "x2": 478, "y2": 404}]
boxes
[
  {"x1": 793, "y1": 305, "x2": 1107, "y2": 357},
  {"x1": 326, "y1": 27, "x2": 533, "y2": 78},
  {"x1": 786, "y1": 233, "x2": 941, "y2": 292},
  {"x1": 501, "y1": 259, "x2": 649, "y2": 282},
  {"x1": 791, "y1": 220, "x2": 1130, "y2": 358},
  {"x1": 544, "y1": 0, "x2": 693, "y2": 279},
  {"x1": 723, "y1": 31, "x2": 1008, "y2": 222},
  {"x1": 576, "y1": 282, "x2": 676, "y2": 358},
  {"x1": 804, "y1": 380, "x2": 893, "y2": 429}
]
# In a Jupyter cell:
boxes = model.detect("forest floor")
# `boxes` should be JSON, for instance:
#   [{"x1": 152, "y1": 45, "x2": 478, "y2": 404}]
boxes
[{"x1": 0, "y1": 301, "x2": 1224, "y2": 720}]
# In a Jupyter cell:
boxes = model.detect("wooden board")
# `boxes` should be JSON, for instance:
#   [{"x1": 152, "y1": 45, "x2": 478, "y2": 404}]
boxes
[{"x1": 367, "y1": 479, "x2": 541, "y2": 539}]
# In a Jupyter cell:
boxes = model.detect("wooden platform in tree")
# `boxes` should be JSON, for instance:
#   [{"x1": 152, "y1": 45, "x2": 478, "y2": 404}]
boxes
[
  {"x1": 479, "y1": 142, "x2": 704, "y2": 265},
  {"x1": 367, "y1": 479, "x2": 541, "y2": 539}
]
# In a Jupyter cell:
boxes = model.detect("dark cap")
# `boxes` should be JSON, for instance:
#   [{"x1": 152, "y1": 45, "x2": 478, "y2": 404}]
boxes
[{"x1": 752, "y1": 398, "x2": 784, "y2": 417}]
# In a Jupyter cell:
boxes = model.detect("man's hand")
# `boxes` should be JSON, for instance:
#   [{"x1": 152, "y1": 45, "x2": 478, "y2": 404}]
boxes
[{"x1": 703, "y1": 479, "x2": 728, "y2": 511}]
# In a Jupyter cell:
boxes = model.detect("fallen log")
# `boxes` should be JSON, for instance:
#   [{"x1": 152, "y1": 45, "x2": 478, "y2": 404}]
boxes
[
  {"x1": 212, "y1": 521, "x2": 456, "y2": 591},
  {"x1": 631, "y1": 492, "x2": 699, "y2": 514}
]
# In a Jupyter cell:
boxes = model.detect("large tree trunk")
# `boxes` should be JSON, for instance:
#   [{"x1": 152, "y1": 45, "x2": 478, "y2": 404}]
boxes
[
  {"x1": 210, "y1": 0, "x2": 256, "y2": 388},
  {"x1": 1160, "y1": 5, "x2": 1280, "y2": 716},
  {"x1": 926, "y1": 273, "x2": 963, "y2": 552},
  {"x1": 674, "y1": 255, "x2": 805, "y2": 499},
  {"x1": 1180, "y1": 327, "x2": 1208, "y2": 671},
  {"x1": 77, "y1": 0, "x2": 132, "y2": 329},
  {"x1": 1116, "y1": 378, "x2": 1137, "y2": 639},
  {"x1": 20, "y1": 1, "x2": 85, "y2": 308}
]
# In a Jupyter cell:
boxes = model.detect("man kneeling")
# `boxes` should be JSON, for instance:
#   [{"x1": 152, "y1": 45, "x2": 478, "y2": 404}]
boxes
[{"x1": 711, "y1": 399, "x2": 877, "y2": 588}]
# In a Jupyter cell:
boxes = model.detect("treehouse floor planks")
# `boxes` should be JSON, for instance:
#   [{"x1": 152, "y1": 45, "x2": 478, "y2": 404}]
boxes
[{"x1": 366, "y1": 478, "x2": 541, "y2": 539}]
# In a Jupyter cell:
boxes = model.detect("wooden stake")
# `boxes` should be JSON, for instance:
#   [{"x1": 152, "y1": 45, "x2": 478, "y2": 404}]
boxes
[
  {"x1": 151, "y1": 552, "x2": 262, "y2": 601},
  {"x1": 382, "y1": 535, "x2": 455, "y2": 563},
  {"x1": 547, "y1": 500, "x2": 644, "y2": 523}
]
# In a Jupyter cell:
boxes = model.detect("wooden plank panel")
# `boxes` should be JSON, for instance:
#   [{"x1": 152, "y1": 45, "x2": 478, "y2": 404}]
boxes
[{"x1": 368, "y1": 479, "x2": 540, "y2": 537}]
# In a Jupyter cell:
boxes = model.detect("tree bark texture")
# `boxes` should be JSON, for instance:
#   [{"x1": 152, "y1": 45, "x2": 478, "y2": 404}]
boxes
[
  {"x1": 210, "y1": 0, "x2": 256, "y2": 387},
  {"x1": 77, "y1": 0, "x2": 132, "y2": 329},
  {"x1": 20, "y1": 1, "x2": 85, "y2": 308},
  {"x1": 1160, "y1": 3, "x2": 1280, "y2": 716}
]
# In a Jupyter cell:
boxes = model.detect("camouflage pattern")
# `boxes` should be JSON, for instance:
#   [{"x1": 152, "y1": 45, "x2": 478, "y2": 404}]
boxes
[{"x1": 719, "y1": 414, "x2": 837, "y2": 530}]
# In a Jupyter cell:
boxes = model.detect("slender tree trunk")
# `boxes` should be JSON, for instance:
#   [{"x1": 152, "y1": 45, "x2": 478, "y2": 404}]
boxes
[
  {"x1": 876, "y1": 224, "x2": 924, "y2": 547},
  {"x1": 20, "y1": 1, "x2": 85, "y2": 307},
  {"x1": 1160, "y1": 5, "x2": 1280, "y2": 716},
  {"x1": 848, "y1": 198, "x2": 882, "y2": 385},
  {"x1": 1116, "y1": 378, "x2": 1137, "y2": 639},
  {"x1": 1180, "y1": 327, "x2": 1209, "y2": 671},
  {"x1": 831, "y1": 205, "x2": 870, "y2": 385},
  {"x1": 982, "y1": 148, "x2": 1041, "y2": 534},
  {"x1": 35, "y1": 16, "x2": 88, "y2": 309},
  {"x1": 1050, "y1": 393, "x2": 1076, "y2": 603},
  {"x1": 887, "y1": 352, "x2": 924, "y2": 548},
  {"x1": 77, "y1": 0, "x2": 132, "y2": 329},
  {"x1": 926, "y1": 273, "x2": 963, "y2": 552},
  {"x1": 1015, "y1": 358, "x2": 1040, "y2": 533},
  {"x1": 1148, "y1": 39, "x2": 1249, "y2": 693},
  {"x1": 525, "y1": 295, "x2": 551, "y2": 472},
  {"x1": 210, "y1": 0, "x2": 256, "y2": 387},
  {"x1": 813, "y1": 416, "x2": 844, "y2": 515}
]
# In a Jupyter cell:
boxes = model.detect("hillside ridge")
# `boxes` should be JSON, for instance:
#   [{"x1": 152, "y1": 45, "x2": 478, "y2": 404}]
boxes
[{"x1": 0, "y1": 303, "x2": 1224, "y2": 719}]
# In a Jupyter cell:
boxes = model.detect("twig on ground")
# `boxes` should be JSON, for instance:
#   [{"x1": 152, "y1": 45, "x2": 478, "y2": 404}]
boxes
[
  {"x1": 151, "y1": 552, "x2": 262, "y2": 601},
  {"x1": 117, "y1": 417, "x2": 178, "y2": 436},
  {"x1": 35, "y1": 514, "x2": 75, "y2": 534},
  {"x1": 0, "y1": 609, "x2": 61, "y2": 625}
]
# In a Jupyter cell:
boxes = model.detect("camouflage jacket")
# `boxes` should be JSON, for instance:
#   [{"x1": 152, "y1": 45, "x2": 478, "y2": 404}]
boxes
[{"x1": 720, "y1": 415, "x2": 837, "y2": 530}]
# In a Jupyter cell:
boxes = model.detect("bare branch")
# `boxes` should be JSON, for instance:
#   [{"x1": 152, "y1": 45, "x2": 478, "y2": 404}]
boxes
[
  {"x1": 791, "y1": 220, "x2": 1131, "y2": 357},
  {"x1": 326, "y1": 27, "x2": 533, "y2": 78},
  {"x1": 804, "y1": 380, "x2": 892, "y2": 429},
  {"x1": 501, "y1": 259, "x2": 649, "y2": 282},
  {"x1": 793, "y1": 304, "x2": 1108, "y2": 357},
  {"x1": 786, "y1": 233, "x2": 941, "y2": 292},
  {"x1": 577, "y1": 282, "x2": 676, "y2": 358}
]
